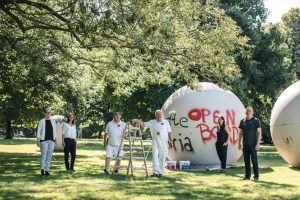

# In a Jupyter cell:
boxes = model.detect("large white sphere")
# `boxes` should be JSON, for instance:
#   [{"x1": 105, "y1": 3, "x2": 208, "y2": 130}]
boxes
[
  {"x1": 270, "y1": 81, "x2": 300, "y2": 167},
  {"x1": 162, "y1": 82, "x2": 244, "y2": 165}
]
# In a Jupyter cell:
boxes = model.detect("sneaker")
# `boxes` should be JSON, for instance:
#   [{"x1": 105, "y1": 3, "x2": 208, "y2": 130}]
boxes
[
  {"x1": 150, "y1": 173, "x2": 158, "y2": 177},
  {"x1": 41, "y1": 170, "x2": 44, "y2": 176},
  {"x1": 242, "y1": 177, "x2": 250, "y2": 180},
  {"x1": 219, "y1": 169, "x2": 226, "y2": 173},
  {"x1": 253, "y1": 177, "x2": 259, "y2": 182},
  {"x1": 103, "y1": 169, "x2": 109, "y2": 174},
  {"x1": 45, "y1": 171, "x2": 50, "y2": 176}
]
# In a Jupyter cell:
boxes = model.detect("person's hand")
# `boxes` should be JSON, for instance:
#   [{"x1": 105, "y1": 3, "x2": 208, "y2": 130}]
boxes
[
  {"x1": 62, "y1": 142, "x2": 65, "y2": 147},
  {"x1": 37, "y1": 140, "x2": 40, "y2": 147},
  {"x1": 132, "y1": 119, "x2": 138, "y2": 125},
  {"x1": 255, "y1": 144, "x2": 260, "y2": 151},
  {"x1": 238, "y1": 143, "x2": 242, "y2": 150},
  {"x1": 223, "y1": 142, "x2": 228, "y2": 146},
  {"x1": 168, "y1": 142, "x2": 173, "y2": 149}
]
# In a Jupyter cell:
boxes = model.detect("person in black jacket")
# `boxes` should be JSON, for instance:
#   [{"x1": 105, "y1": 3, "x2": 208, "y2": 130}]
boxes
[
  {"x1": 215, "y1": 115, "x2": 231, "y2": 173},
  {"x1": 238, "y1": 107, "x2": 262, "y2": 182}
]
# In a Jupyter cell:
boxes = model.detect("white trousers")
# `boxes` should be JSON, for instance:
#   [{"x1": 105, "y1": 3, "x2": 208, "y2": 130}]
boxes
[
  {"x1": 152, "y1": 141, "x2": 168, "y2": 175},
  {"x1": 40, "y1": 140, "x2": 55, "y2": 171}
]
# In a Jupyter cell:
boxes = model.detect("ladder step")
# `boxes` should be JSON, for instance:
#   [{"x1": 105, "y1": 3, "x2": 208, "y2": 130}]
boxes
[
  {"x1": 123, "y1": 146, "x2": 144, "y2": 150},
  {"x1": 115, "y1": 166, "x2": 128, "y2": 170},
  {"x1": 128, "y1": 137, "x2": 143, "y2": 140},
  {"x1": 114, "y1": 166, "x2": 147, "y2": 170},
  {"x1": 122, "y1": 156, "x2": 146, "y2": 160}
]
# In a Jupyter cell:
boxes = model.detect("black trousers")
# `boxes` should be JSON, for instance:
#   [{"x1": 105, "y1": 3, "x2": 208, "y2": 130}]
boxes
[
  {"x1": 215, "y1": 142, "x2": 228, "y2": 170},
  {"x1": 64, "y1": 138, "x2": 76, "y2": 170},
  {"x1": 243, "y1": 145, "x2": 259, "y2": 178}
]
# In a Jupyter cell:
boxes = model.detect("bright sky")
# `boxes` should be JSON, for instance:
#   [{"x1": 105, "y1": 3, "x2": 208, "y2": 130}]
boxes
[{"x1": 265, "y1": 0, "x2": 300, "y2": 23}]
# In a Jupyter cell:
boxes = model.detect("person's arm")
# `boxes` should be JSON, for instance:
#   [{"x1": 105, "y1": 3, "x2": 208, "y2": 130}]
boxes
[
  {"x1": 168, "y1": 132, "x2": 173, "y2": 148},
  {"x1": 62, "y1": 123, "x2": 66, "y2": 147},
  {"x1": 104, "y1": 132, "x2": 108, "y2": 148},
  {"x1": 36, "y1": 121, "x2": 42, "y2": 147},
  {"x1": 167, "y1": 121, "x2": 173, "y2": 148},
  {"x1": 132, "y1": 119, "x2": 145, "y2": 129},
  {"x1": 256, "y1": 128, "x2": 262, "y2": 150},
  {"x1": 223, "y1": 126, "x2": 232, "y2": 146},
  {"x1": 238, "y1": 129, "x2": 243, "y2": 150}
]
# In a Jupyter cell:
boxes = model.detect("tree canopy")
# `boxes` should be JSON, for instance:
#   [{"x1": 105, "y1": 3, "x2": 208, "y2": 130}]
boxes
[{"x1": 0, "y1": 0, "x2": 299, "y2": 140}]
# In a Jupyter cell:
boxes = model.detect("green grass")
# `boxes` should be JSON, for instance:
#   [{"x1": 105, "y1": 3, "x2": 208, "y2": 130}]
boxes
[{"x1": 0, "y1": 139, "x2": 300, "y2": 200}]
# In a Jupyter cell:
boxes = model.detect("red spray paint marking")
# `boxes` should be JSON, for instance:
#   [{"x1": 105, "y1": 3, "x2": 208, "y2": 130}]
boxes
[
  {"x1": 188, "y1": 108, "x2": 238, "y2": 144},
  {"x1": 188, "y1": 108, "x2": 211, "y2": 123},
  {"x1": 196, "y1": 124, "x2": 217, "y2": 144}
]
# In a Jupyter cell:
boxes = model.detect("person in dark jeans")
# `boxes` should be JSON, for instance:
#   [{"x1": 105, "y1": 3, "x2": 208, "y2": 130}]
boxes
[
  {"x1": 238, "y1": 107, "x2": 262, "y2": 182},
  {"x1": 215, "y1": 115, "x2": 231, "y2": 173},
  {"x1": 62, "y1": 113, "x2": 77, "y2": 172}
]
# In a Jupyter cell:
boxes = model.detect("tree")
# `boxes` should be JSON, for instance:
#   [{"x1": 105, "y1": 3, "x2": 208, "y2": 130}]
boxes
[
  {"x1": 282, "y1": 8, "x2": 300, "y2": 79},
  {"x1": 0, "y1": 0, "x2": 251, "y2": 138}
]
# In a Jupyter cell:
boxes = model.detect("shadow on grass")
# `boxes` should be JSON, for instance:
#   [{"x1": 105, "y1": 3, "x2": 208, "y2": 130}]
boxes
[
  {"x1": 102, "y1": 174, "x2": 234, "y2": 199},
  {"x1": 77, "y1": 142, "x2": 103, "y2": 151},
  {"x1": 0, "y1": 138, "x2": 35, "y2": 145},
  {"x1": 289, "y1": 167, "x2": 300, "y2": 171}
]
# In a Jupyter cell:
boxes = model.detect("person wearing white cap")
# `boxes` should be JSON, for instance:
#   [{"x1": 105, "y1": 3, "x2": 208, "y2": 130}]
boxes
[
  {"x1": 103, "y1": 112, "x2": 127, "y2": 174},
  {"x1": 37, "y1": 107, "x2": 57, "y2": 176},
  {"x1": 133, "y1": 110, "x2": 173, "y2": 177}
]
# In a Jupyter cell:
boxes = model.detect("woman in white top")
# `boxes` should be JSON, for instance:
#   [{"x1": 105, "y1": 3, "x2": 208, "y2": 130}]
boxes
[{"x1": 62, "y1": 113, "x2": 77, "y2": 171}]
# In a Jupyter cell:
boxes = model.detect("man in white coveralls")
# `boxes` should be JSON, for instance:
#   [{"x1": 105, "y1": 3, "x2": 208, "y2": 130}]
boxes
[{"x1": 133, "y1": 110, "x2": 173, "y2": 177}]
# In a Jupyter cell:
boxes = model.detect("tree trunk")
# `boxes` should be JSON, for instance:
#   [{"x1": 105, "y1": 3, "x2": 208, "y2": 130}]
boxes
[{"x1": 5, "y1": 119, "x2": 13, "y2": 139}]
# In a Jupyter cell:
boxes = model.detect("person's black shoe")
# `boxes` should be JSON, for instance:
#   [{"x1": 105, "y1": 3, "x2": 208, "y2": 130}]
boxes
[
  {"x1": 158, "y1": 174, "x2": 163, "y2": 177},
  {"x1": 219, "y1": 169, "x2": 226, "y2": 173},
  {"x1": 151, "y1": 173, "x2": 158, "y2": 177},
  {"x1": 45, "y1": 171, "x2": 50, "y2": 176},
  {"x1": 242, "y1": 177, "x2": 250, "y2": 180},
  {"x1": 253, "y1": 177, "x2": 259, "y2": 182},
  {"x1": 113, "y1": 170, "x2": 119, "y2": 174},
  {"x1": 103, "y1": 169, "x2": 109, "y2": 174},
  {"x1": 41, "y1": 170, "x2": 44, "y2": 176}
]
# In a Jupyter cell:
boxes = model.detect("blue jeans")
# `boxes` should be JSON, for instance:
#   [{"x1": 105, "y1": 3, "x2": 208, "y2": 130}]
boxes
[
  {"x1": 40, "y1": 140, "x2": 55, "y2": 171},
  {"x1": 243, "y1": 145, "x2": 259, "y2": 178}
]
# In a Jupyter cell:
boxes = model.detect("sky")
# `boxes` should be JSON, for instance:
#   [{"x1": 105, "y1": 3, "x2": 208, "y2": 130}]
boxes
[{"x1": 265, "y1": 0, "x2": 300, "y2": 23}]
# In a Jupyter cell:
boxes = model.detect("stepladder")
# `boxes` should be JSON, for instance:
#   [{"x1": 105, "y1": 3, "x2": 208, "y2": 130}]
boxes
[{"x1": 113, "y1": 122, "x2": 149, "y2": 177}]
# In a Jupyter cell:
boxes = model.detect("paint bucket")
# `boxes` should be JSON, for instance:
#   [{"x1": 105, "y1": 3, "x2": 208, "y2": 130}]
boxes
[
  {"x1": 165, "y1": 161, "x2": 177, "y2": 170},
  {"x1": 179, "y1": 161, "x2": 190, "y2": 170}
]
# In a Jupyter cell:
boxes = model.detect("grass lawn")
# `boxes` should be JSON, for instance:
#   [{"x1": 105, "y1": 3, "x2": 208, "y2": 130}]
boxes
[{"x1": 0, "y1": 138, "x2": 300, "y2": 200}]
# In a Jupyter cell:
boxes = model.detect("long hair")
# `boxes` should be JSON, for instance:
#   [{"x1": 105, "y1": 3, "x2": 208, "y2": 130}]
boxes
[
  {"x1": 67, "y1": 113, "x2": 75, "y2": 125},
  {"x1": 218, "y1": 116, "x2": 226, "y2": 129}
]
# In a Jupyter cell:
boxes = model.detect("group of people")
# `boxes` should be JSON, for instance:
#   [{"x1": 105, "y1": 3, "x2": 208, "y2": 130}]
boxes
[
  {"x1": 215, "y1": 106, "x2": 261, "y2": 181},
  {"x1": 37, "y1": 107, "x2": 77, "y2": 176},
  {"x1": 37, "y1": 106, "x2": 262, "y2": 182}
]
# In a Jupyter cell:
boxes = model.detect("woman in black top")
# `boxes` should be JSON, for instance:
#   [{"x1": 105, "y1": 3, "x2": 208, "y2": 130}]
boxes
[{"x1": 215, "y1": 116, "x2": 231, "y2": 173}]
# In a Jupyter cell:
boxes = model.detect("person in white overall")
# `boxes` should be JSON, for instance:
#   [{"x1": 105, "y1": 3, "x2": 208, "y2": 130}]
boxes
[{"x1": 133, "y1": 110, "x2": 173, "y2": 177}]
